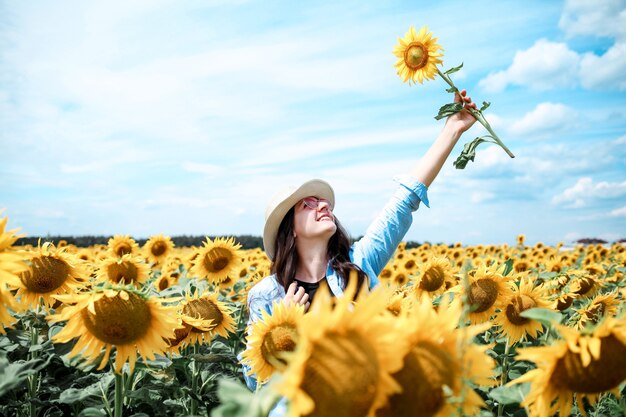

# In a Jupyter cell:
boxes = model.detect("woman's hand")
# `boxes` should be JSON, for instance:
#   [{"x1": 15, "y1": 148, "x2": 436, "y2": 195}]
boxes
[
  {"x1": 445, "y1": 89, "x2": 477, "y2": 134},
  {"x1": 284, "y1": 282, "x2": 310, "y2": 311}
]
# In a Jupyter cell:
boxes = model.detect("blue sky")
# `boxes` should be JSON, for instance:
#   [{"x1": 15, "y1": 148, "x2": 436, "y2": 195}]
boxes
[{"x1": 1, "y1": 0, "x2": 625, "y2": 246}]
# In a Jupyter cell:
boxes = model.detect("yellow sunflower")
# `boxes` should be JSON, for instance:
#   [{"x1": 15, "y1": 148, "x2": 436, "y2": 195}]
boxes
[
  {"x1": 48, "y1": 288, "x2": 179, "y2": 373},
  {"x1": 494, "y1": 277, "x2": 553, "y2": 344},
  {"x1": 451, "y1": 264, "x2": 515, "y2": 325},
  {"x1": 376, "y1": 296, "x2": 496, "y2": 417},
  {"x1": 16, "y1": 242, "x2": 86, "y2": 309},
  {"x1": 180, "y1": 290, "x2": 236, "y2": 344},
  {"x1": 143, "y1": 234, "x2": 174, "y2": 265},
  {"x1": 276, "y1": 276, "x2": 409, "y2": 417},
  {"x1": 241, "y1": 301, "x2": 305, "y2": 385},
  {"x1": 509, "y1": 316, "x2": 626, "y2": 417},
  {"x1": 95, "y1": 254, "x2": 150, "y2": 287},
  {"x1": 189, "y1": 237, "x2": 243, "y2": 285},
  {"x1": 0, "y1": 284, "x2": 21, "y2": 334},
  {"x1": 413, "y1": 256, "x2": 454, "y2": 299},
  {"x1": 0, "y1": 213, "x2": 26, "y2": 288},
  {"x1": 385, "y1": 288, "x2": 413, "y2": 317},
  {"x1": 107, "y1": 235, "x2": 139, "y2": 258},
  {"x1": 575, "y1": 291, "x2": 622, "y2": 330},
  {"x1": 393, "y1": 26, "x2": 444, "y2": 85}
]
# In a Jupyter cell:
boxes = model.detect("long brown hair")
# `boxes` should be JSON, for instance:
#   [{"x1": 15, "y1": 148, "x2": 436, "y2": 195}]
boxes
[{"x1": 270, "y1": 207, "x2": 367, "y2": 293}]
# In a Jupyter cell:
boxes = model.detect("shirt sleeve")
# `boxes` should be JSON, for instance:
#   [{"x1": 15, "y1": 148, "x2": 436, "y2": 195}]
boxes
[{"x1": 352, "y1": 175, "x2": 429, "y2": 287}]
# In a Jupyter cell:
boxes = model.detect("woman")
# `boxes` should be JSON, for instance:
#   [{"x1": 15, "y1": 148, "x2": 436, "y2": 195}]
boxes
[{"x1": 241, "y1": 90, "x2": 477, "y2": 397}]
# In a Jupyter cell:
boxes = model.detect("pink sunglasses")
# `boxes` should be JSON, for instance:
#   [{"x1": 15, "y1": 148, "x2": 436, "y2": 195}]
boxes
[{"x1": 302, "y1": 196, "x2": 332, "y2": 210}]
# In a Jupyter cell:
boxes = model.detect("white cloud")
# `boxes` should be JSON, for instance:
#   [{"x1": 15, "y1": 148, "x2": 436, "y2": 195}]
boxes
[
  {"x1": 579, "y1": 42, "x2": 626, "y2": 90},
  {"x1": 610, "y1": 206, "x2": 626, "y2": 217},
  {"x1": 478, "y1": 39, "x2": 580, "y2": 93},
  {"x1": 559, "y1": 0, "x2": 626, "y2": 40},
  {"x1": 552, "y1": 177, "x2": 626, "y2": 206},
  {"x1": 470, "y1": 191, "x2": 495, "y2": 204},
  {"x1": 509, "y1": 102, "x2": 576, "y2": 137},
  {"x1": 615, "y1": 135, "x2": 626, "y2": 145}
]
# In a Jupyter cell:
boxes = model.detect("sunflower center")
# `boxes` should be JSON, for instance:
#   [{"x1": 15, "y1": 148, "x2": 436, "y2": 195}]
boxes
[
  {"x1": 167, "y1": 323, "x2": 192, "y2": 347},
  {"x1": 505, "y1": 295, "x2": 537, "y2": 325},
  {"x1": 420, "y1": 266, "x2": 445, "y2": 292},
  {"x1": 377, "y1": 341, "x2": 455, "y2": 417},
  {"x1": 81, "y1": 292, "x2": 151, "y2": 345},
  {"x1": 157, "y1": 276, "x2": 170, "y2": 291},
  {"x1": 556, "y1": 295, "x2": 573, "y2": 311},
  {"x1": 301, "y1": 330, "x2": 379, "y2": 417},
  {"x1": 404, "y1": 42, "x2": 429, "y2": 70},
  {"x1": 203, "y1": 248, "x2": 232, "y2": 273},
  {"x1": 467, "y1": 278, "x2": 499, "y2": 313},
  {"x1": 575, "y1": 277, "x2": 594, "y2": 296},
  {"x1": 115, "y1": 243, "x2": 132, "y2": 257},
  {"x1": 261, "y1": 324, "x2": 298, "y2": 369},
  {"x1": 183, "y1": 298, "x2": 223, "y2": 332},
  {"x1": 106, "y1": 261, "x2": 138, "y2": 284},
  {"x1": 20, "y1": 256, "x2": 71, "y2": 293},
  {"x1": 151, "y1": 241, "x2": 168, "y2": 257},
  {"x1": 552, "y1": 335, "x2": 626, "y2": 393}
]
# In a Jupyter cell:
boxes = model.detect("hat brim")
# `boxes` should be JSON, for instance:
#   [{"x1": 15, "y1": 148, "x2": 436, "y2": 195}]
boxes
[{"x1": 263, "y1": 179, "x2": 335, "y2": 260}]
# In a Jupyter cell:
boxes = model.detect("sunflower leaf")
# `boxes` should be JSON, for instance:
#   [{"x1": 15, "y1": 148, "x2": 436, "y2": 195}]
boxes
[
  {"x1": 519, "y1": 308, "x2": 563, "y2": 326},
  {"x1": 480, "y1": 101, "x2": 491, "y2": 112},
  {"x1": 434, "y1": 102, "x2": 463, "y2": 120},
  {"x1": 446, "y1": 87, "x2": 458, "y2": 93},
  {"x1": 501, "y1": 259, "x2": 514, "y2": 276},
  {"x1": 488, "y1": 383, "x2": 529, "y2": 405},
  {"x1": 444, "y1": 63, "x2": 463, "y2": 75},
  {"x1": 452, "y1": 137, "x2": 491, "y2": 169}
]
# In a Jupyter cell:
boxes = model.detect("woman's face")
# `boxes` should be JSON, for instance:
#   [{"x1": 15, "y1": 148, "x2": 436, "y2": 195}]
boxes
[{"x1": 293, "y1": 196, "x2": 337, "y2": 241}]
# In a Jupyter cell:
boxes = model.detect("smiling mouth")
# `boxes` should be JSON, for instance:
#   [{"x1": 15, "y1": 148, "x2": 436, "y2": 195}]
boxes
[{"x1": 317, "y1": 215, "x2": 333, "y2": 221}]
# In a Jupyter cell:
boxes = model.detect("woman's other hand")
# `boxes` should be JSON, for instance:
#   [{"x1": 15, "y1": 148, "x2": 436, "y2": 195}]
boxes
[
  {"x1": 446, "y1": 89, "x2": 477, "y2": 134},
  {"x1": 283, "y1": 282, "x2": 310, "y2": 311}
]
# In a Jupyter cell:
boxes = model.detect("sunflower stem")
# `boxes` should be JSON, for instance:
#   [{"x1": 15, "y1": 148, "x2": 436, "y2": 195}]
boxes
[
  {"x1": 436, "y1": 67, "x2": 515, "y2": 159},
  {"x1": 497, "y1": 339, "x2": 511, "y2": 417},
  {"x1": 190, "y1": 343, "x2": 200, "y2": 416},
  {"x1": 114, "y1": 371, "x2": 123, "y2": 417},
  {"x1": 27, "y1": 319, "x2": 39, "y2": 417}
]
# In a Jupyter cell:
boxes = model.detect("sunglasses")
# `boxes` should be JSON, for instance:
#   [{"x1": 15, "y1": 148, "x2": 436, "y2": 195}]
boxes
[{"x1": 302, "y1": 196, "x2": 332, "y2": 210}]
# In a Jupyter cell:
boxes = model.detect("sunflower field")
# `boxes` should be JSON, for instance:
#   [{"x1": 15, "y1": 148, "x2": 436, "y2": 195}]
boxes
[{"x1": 1, "y1": 211, "x2": 625, "y2": 417}]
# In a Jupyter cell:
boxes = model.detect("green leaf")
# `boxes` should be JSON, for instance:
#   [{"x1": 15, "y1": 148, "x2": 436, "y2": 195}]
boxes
[
  {"x1": 480, "y1": 101, "x2": 491, "y2": 112},
  {"x1": 446, "y1": 87, "x2": 458, "y2": 93},
  {"x1": 77, "y1": 408, "x2": 106, "y2": 417},
  {"x1": 452, "y1": 136, "x2": 492, "y2": 169},
  {"x1": 58, "y1": 374, "x2": 115, "y2": 405},
  {"x1": 211, "y1": 377, "x2": 281, "y2": 417},
  {"x1": 0, "y1": 356, "x2": 50, "y2": 397},
  {"x1": 501, "y1": 259, "x2": 514, "y2": 276},
  {"x1": 444, "y1": 63, "x2": 463, "y2": 75},
  {"x1": 488, "y1": 384, "x2": 528, "y2": 405},
  {"x1": 434, "y1": 102, "x2": 463, "y2": 120},
  {"x1": 520, "y1": 308, "x2": 563, "y2": 326}
]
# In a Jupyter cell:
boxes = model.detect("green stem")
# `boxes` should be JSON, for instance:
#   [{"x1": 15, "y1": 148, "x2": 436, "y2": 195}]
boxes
[
  {"x1": 190, "y1": 343, "x2": 199, "y2": 416},
  {"x1": 436, "y1": 68, "x2": 515, "y2": 159},
  {"x1": 28, "y1": 324, "x2": 39, "y2": 417},
  {"x1": 497, "y1": 340, "x2": 511, "y2": 417},
  {"x1": 114, "y1": 371, "x2": 124, "y2": 417}
]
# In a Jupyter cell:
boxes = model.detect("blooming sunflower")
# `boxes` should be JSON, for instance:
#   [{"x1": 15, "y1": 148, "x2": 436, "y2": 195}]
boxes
[
  {"x1": 509, "y1": 316, "x2": 626, "y2": 417},
  {"x1": 143, "y1": 234, "x2": 174, "y2": 265},
  {"x1": 95, "y1": 254, "x2": 150, "y2": 287},
  {"x1": 393, "y1": 26, "x2": 444, "y2": 85},
  {"x1": 574, "y1": 291, "x2": 622, "y2": 330},
  {"x1": 413, "y1": 256, "x2": 454, "y2": 299},
  {"x1": 180, "y1": 290, "x2": 236, "y2": 344},
  {"x1": 451, "y1": 264, "x2": 515, "y2": 325},
  {"x1": 241, "y1": 301, "x2": 305, "y2": 385},
  {"x1": 189, "y1": 237, "x2": 243, "y2": 285},
  {"x1": 376, "y1": 296, "x2": 496, "y2": 417},
  {"x1": 276, "y1": 277, "x2": 409, "y2": 417},
  {"x1": 0, "y1": 213, "x2": 26, "y2": 288},
  {"x1": 107, "y1": 235, "x2": 139, "y2": 258},
  {"x1": 494, "y1": 277, "x2": 552, "y2": 344},
  {"x1": 0, "y1": 284, "x2": 21, "y2": 334},
  {"x1": 48, "y1": 288, "x2": 179, "y2": 373},
  {"x1": 16, "y1": 242, "x2": 86, "y2": 309}
]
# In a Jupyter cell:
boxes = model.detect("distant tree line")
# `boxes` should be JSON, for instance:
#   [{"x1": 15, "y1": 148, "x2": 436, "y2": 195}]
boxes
[{"x1": 15, "y1": 235, "x2": 431, "y2": 250}]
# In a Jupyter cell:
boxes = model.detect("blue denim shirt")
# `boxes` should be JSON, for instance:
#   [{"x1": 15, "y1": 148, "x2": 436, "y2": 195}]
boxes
[{"x1": 239, "y1": 176, "x2": 429, "y2": 415}]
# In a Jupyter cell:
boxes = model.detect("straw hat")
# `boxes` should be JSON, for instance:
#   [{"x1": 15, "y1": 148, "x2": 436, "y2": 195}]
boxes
[{"x1": 263, "y1": 179, "x2": 335, "y2": 260}]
